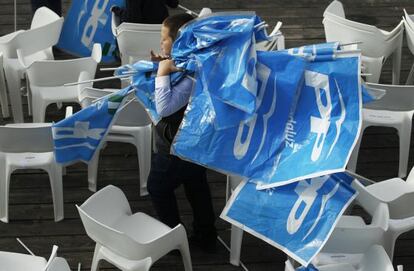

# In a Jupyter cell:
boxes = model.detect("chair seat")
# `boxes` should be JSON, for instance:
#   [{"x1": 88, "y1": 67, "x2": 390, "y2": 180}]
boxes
[
  {"x1": 0, "y1": 251, "x2": 47, "y2": 271},
  {"x1": 31, "y1": 85, "x2": 78, "y2": 102},
  {"x1": 114, "y1": 212, "x2": 171, "y2": 243},
  {"x1": 366, "y1": 178, "x2": 414, "y2": 202},
  {"x1": 363, "y1": 109, "x2": 409, "y2": 125},
  {"x1": 313, "y1": 252, "x2": 363, "y2": 268},
  {"x1": 4, "y1": 58, "x2": 24, "y2": 79},
  {"x1": 99, "y1": 245, "x2": 152, "y2": 270},
  {"x1": 337, "y1": 215, "x2": 366, "y2": 228},
  {"x1": 0, "y1": 30, "x2": 24, "y2": 43},
  {"x1": 3, "y1": 152, "x2": 54, "y2": 168}
]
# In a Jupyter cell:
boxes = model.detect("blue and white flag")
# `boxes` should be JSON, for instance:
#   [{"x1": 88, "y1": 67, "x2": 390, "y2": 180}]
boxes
[
  {"x1": 58, "y1": 0, "x2": 125, "y2": 62},
  {"x1": 52, "y1": 87, "x2": 131, "y2": 164},
  {"x1": 221, "y1": 172, "x2": 357, "y2": 266},
  {"x1": 172, "y1": 48, "x2": 362, "y2": 187}
]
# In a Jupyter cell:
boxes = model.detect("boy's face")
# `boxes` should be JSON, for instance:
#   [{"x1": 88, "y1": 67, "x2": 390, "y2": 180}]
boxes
[{"x1": 160, "y1": 25, "x2": 173, "y2": 57}]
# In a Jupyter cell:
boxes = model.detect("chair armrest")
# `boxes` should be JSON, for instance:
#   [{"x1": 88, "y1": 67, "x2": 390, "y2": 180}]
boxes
[{"x1": 65, "y1": 106, "x2": 73, "y2": 118}]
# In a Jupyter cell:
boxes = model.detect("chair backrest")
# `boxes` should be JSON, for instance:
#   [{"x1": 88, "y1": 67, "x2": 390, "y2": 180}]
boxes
[
  {"x1": 30, "y1": 7, "x2": 61, "y2": 29},
  {"x1": 16, "y1": 17, "x2": 64, "y2": 67},
  {"x1": 358, "y1": 245, "x2": 394, "y2": 271},
  {"x1": 0, "y1": 124, "x2": 54, "y2": 153},
  {"x1": 364, "y1": 83, "x2": 414, "y2": 111},
  {"x1": 45, "y1": 257, "x2": 72, "y2": 271},
  {"x1": 117, "y1": 27, "x2": 161, "y2": 65},
  {"x1": 404, "y1": 19, "x2": 414, "y2": 55},
  {"x1": 111, "y1": 11, "x2": 121, "y2": 36},
  {"x1": 404, "y1": 9, "x2": 414, "y2": 30},
  {"x1": 323, "y1": 0, "x2": 345, "y2": 18},
  {"x1": 22, "y1": 44, "x2": 101, "y2": 87},
  {"x1": 77, "y1": 185, "x2": 149, "y2": 259}
]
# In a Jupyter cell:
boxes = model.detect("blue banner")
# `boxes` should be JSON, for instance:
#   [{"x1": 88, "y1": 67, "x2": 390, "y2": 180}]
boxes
[
  {"x1": 172, "y1": 50, "x2": 361, "y2": 188},
  {"x1": 221, "y1": 173, "x2": 357, "y2": 266},
  {"x1": 52, "y1": 87, "x2": 131, "y2": 163},
  {"x1": 58, "y1": 0, "x2": 125, "y2": 62}
]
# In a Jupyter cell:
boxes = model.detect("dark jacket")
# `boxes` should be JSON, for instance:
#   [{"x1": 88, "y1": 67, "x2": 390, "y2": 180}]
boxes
[
  {"x1": 154, "y1": 106, "x2": 186, "y2": 154},
  {"x1": 112, "y1": 0, "x2": 179, "y2": 24}
]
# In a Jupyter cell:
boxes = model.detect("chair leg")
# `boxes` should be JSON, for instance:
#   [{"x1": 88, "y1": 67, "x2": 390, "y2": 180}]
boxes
[
  {"x1": 347, "y1": 124, "x2": 366, "y2": 172},
  {"x1": 87, "y1": 150, "x2": 100, "y2": 192},
  {"x1": 32, "y1": 97, "x2": 47, "y2": 123},
  {"x1": 230, "y1": 225, "x2": 244, "y2": 266},
  {"x1": 47, "y1": 164, "x2": 64, "y2": 222},
  {"x1": 0, "y1": 69, "x2": 10, "y2": 118},
  {"x1": 26, "y1": 78, "x2": 32, "y2": 116},
  {"x1": 91, "y1": 244, "x2": 103, "y2": 271},
  {"x1": 397, "y1": 118, "x2": 412, "y2": 178},
  {"x1": 0, "y1": 163, "x2": 11, "y2": 223},
  {"x1": 406, "y1": 63, "x2": 414, "y2": 85},
  {"x1": 179, "y1": 241, "x2": 193, "y2": 271},
  {"x1": 134, "y1": 127, "x2": 151, "y2": 196},
  {"x1": 4, "y1": 67, "x2": 23, "y2": 123},
  {"x1": 392, "y1": 43, "x2": 402, "y2": 85}
]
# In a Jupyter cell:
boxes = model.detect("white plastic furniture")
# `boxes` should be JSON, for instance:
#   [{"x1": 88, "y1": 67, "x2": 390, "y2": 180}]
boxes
[
  {"x1": 314, "y1": 179, "x2": 413, "y2": 266},
  {"x1": 403, "y1": 11, "x2": 414, "y2": 84},
  {"x1": 323, "y1": 0, "x2": 403, "y2": 84},
  {"x1": 116, "y1": 25, "x2": 162, "y2": 65},
  {"x1": 285, "y1": 245, "x2": 395, "y2": 271},
  {"x1": 0, "y1": 7, "x2": 63, "y2": 123},
  {"x1": 18, "y1": 44, "x2": 101, "y2": 123},
  {"x1": 0, "y1": 53, "x2": 9, "y2": 118},
  {"x1": 77, "y1": 185, "x2": 192, "y2": 271},
  {"x1": 347, "y1": 83, "x2": 414, "y2": 178},
  {"x1": 256, "y1": 23, "x2": 285, "y2": 51},
  {"x1": 0, "y1": 123, "x2": 63, "y2": 223},
  {"x1": 77, "y1": 72, "x2": 152, "y2": 195}
]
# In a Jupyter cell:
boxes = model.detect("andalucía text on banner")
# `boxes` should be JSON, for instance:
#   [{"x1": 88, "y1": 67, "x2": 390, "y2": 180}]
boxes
[
  {"x1": 172, "y1": 46, "x2": 362, "y2": 188},
  {"x1": 57, "y1": 0, "x2": 125, "y2": 62},
  {"x1": 220, "y1": 172, "x2": 358, "y2": 266},
  {"x1": 52, "y1": 87, "x2": 131, "y2": 164}
]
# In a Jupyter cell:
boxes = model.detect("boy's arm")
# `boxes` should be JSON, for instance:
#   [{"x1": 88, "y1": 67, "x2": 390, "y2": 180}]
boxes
[{"x1": 155, "y1": 76, "x2": 194, "y2": 117}]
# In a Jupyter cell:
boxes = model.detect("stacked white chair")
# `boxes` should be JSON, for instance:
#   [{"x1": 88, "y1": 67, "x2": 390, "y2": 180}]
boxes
[
  {"x1": 313, "y1": 180, "x2": 414, "y2": 267},
  {"x1": 285, "y1": 245, "x2": 395, "y2": 271},
  {"x1": 0, "y1": 7, "x2": 63, "y2": 123},
  {"x1": 403, "y1": 10, "x2": 414, "y2": 84},
  {"x1": 0, "y1": 123, "x2": 63, "y2": 223},
  {"x1": 323, "y1": 0, "x2": 404, "y2": 84},
  {"x1": 0, "y1": 53, "x2": 9, "y2": 118},
  {"x1": 77, "y1": 185, "x2": 192, "y2": 271},
  {"x1": 17, "y1": 44, "x2": 101, "y2": 123},
  {"x1": 347, "y1": 83, "x2": 414, "y2": 177},
  {"x1": 77, "y1": 72, "x2": 152, "y2": 195}
]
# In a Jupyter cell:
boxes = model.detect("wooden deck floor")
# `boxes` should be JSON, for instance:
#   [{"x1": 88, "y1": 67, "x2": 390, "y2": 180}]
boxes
[{"x1": 1, "y1": 0, "x2": 414, "y2": 270}]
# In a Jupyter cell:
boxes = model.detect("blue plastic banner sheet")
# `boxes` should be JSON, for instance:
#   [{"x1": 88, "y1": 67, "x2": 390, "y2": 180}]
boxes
[
  {"x1": 58, "y1": 0, "x2": 125, "y2": 62},
  {"x1": 52, "y1": 87, "x2": 131, "y2": 164},
  {"x1": 221, "y1": 172, "x2": 358, "y2": 266},
  {"x1": 172, "y1": 48, "x2": 362, "y2": 188}
]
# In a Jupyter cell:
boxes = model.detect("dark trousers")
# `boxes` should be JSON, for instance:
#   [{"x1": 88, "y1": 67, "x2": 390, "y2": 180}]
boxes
[
  {"x1": 147, "y1": 153, "x2": 217, "y2": 238},
  {"x1": 31, "y1": 0, "x2": 62, "y2": 16}
]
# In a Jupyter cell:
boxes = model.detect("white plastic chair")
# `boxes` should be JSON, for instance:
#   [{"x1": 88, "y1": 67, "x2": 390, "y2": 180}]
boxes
[
  {"x1": 76, "y1": 185, "x2": 192, "y2": 271},
  {"x1": 0, "y1": 7, "x2": 63, "y2": 123},
  {"x1": 0, "y1": 53, "x2": 9, "y2": 118},
  {"x1": 347, "y1": 83, "x2": 414, "y2": 178},
  {"x1": 314, "y1": 179, "x2": 411, "y2": 266},
  {"x1": 18, "y1": 44, "x2": 101, "y2": 123},
  {"x1": 116, "y1": 26, "x2": 162, "y2": 65},
  {"x1": 323, "y1": 0, "x2": 403, "y2": 84},
  {"x1": 77, "y1": 72, "x2": 152, "y2": 195},
  {"x1": 0, "y1": 123, "x2": 63, "y2": 223},
  {"x1": 285, "y1": 245, "x2": 395, "y2": 271},
  {"x1": 403, "y1": 13, "x2": 414, "y2": 84}
]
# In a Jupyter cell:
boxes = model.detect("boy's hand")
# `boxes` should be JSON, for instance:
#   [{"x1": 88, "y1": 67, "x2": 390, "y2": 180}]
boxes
[
  {"x1": 157, "y1": 59, "x2": 183, "y2": 76},
  {"x1": 151, "y1": 50, "x2": 169, "y2": 62}
]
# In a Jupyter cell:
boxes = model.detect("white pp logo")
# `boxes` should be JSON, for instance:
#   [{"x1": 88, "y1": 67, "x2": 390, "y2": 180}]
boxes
[{"x1": 81, "y1": 0, "x2": 110, "y2": 48}]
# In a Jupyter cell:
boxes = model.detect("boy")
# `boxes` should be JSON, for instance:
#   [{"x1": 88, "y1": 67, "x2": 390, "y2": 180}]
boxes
[{"x1": 147, "y1": 13, "x2": 218, "y2": 252}]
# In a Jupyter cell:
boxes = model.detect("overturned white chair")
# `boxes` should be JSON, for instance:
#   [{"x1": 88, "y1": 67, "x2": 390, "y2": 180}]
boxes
[
  {"x1": 77, "y1": 185, "x2": 192, "y2": 271},
  {"x1": 347, "y1": 83, "x2": 414, "y2": 178},
  {"x1": 323, "y1": 0, "x2": 403, "y2": 84},
  {"x1": 0, "y1": 123, "x2": 63, "y2": 223},
  {"x1": 77, "y1": 72, "x2": 152, "y2": 195}
]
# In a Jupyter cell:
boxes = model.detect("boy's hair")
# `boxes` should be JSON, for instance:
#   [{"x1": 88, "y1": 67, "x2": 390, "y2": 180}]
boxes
[{"x1": 163, "y1": 13, "x2": 194, "y2": 41}]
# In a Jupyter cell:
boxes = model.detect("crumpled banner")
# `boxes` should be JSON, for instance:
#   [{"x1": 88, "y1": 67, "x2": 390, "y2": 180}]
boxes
[{"x1": 221, "y1": 172, "x2": 358, "y2": 266}]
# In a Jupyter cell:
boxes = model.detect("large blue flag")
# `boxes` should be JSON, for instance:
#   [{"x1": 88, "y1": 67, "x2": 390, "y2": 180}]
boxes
[
  {"x1": 221, "y1": 173, "x2": 358, "y2": 266},
  {"x1": 57, "y1": 0, "x2": 124, "y2": 62}
]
